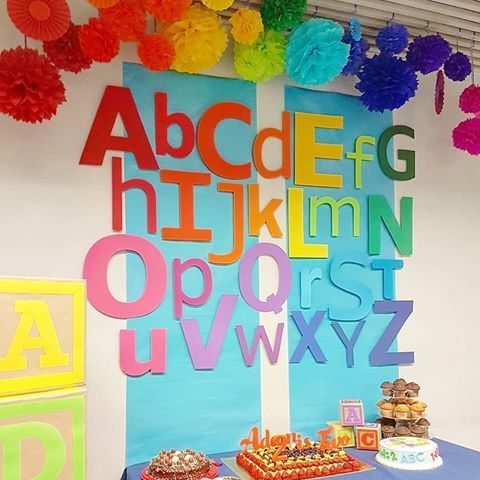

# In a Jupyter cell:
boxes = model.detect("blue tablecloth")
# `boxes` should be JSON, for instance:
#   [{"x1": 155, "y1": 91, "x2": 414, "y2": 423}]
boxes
[{"x1": 121, "y1": 439, "x2": 480, "y2": 480}]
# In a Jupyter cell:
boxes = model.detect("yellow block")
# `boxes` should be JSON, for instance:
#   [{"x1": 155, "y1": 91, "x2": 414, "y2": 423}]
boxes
[{"x1": 327, "y1": 421, "x2": 356, "y2": 448}]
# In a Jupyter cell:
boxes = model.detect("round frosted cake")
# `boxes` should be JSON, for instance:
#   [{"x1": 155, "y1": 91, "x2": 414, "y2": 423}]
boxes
[
  {"x1": 143, "y1": 449, "x2": 214, "y2": 480},
  {"x1": 376, "y1": 437, "x2": 443, "y2": 471}
]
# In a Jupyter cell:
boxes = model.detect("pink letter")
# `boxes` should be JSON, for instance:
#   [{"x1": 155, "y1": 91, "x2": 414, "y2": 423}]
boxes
[
  {"x1": 173, "y1": 258, "x2": 213, "y2": 319},
  {"x1": 236, "y1": 323, "x2": 284, "y2": 367},
  {"x1": 120, "y1": 329, "x2": 167, "y2": 376},
  {"x1": 83, "y1": 234, "x2": 167, "y2": 318},
  {"x1": 180, "y1": 294, "x2": 237, "y2": 370}
]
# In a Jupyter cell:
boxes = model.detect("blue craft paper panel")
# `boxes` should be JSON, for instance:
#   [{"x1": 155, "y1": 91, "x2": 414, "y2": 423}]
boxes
[
  {"x1": 285, "y1": 87, "x2": 400, "y2": 436},
  {"x1": 123, "y1": 64, "x2": 260, "y2": 466}
]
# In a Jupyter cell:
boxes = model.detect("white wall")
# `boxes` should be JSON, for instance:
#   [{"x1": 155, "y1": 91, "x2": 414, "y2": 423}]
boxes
[{"x1": 0, "y1": 4, "x2": 478, "y2": 480}]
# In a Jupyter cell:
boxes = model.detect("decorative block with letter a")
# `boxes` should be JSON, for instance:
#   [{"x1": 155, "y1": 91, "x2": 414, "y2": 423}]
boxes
[{"x1": 340, "y1": 400, "x2": 364, "y2": 426}]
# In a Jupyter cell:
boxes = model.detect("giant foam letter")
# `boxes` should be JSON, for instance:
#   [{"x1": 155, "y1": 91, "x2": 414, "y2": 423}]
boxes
[
  {"x1": 236, "y1": 323, "x2": 284, "y2": 367},
  {"x1": 290, "y1": 311, "x2": 327, "y2": 363},
  {"x1": 378, "y1": 126, "x2": 415, "y2": 181},
  {"x1": 310, "y1": 196, "x2": 360, "y2": 238},
  {"x1": 248, "y1": 184, "x2": 282, "y2": 238},
  {"x1": 372, "y1": 259, "x2": 404, "y2": 300},
  {"x1": 331, "y1": 321, "x2": 365, "y2": 367}
]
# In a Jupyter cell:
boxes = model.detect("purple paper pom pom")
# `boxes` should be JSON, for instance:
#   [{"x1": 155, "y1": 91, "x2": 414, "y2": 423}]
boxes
[
  {"x1": 444, "y1": 52, "x2": 472, "y2": 82},
  {"x1": 459, "y1": 84, "x2": 480, "y2": 114},
  {"x1": 406, "y1": 34, "x2": 452, "y2": 74},
  {"x1": 453, "y1": 118, "x2": 480, "y2": 155},
  {"x1": 356, "y1": 54, "x2": 418, "y2": 112},
  {"x1": 376, "y1": 23, "x2": 409, "y2": 55},
  {"x1": 342, "y1": 37, "x2": 369, "y2": 76}
]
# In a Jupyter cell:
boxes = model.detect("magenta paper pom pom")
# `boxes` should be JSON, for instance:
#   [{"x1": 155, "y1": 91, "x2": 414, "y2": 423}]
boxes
[
  {"x1": 459, "y1": 84, "x2": 480, "y2": 114},
  {"x1": 453, "y1": 118, "x2": 480, "y2": 155}
]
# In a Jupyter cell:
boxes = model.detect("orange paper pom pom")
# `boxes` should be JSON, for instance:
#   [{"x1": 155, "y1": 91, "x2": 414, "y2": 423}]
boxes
[
  {"x1": 101, "y1": 0, "x2": 146, "y2": 41},
  {"x1": 144, "y1": 0, "x2": 191, "y2": 22},
  {"x1": 79, "y1": 17, "x2": 120, "y2": 62},
  {"x1": 88, "y1": 0, "x2": 120, "y2": 8},
  {"x1": 138, "y1": 34, "x2": 175, "y2": 71}
]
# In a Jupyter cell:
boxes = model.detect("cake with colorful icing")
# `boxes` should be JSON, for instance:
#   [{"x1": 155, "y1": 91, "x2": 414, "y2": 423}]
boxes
[
  {"x1": 376, "y1": 437, "x2": 443, "y2": 471},
  {"x1": 237, "y1": 442, "x2": 361, "y2": 478}
]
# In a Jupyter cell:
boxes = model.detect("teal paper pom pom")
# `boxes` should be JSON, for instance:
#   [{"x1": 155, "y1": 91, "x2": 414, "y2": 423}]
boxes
[
  {"x1": 234, "y1": 31, "x2": 286, "y2": 82},
  {"x1": 350, "y1": 17, "x2": 361, "y2": 42},
  {"x1": 286, "y1": 18, "x2": 350, "y2": 86},
  {"x1": 261, "y1": 0, "x2": 307, "y2": 32}
]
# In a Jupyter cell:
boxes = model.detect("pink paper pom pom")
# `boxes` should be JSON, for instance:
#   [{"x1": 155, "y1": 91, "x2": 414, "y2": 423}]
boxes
[
  {"x1": 453, "y1": 118, "x2": 480, "y2": 155},
  {"x1": 459, "y1": 84, "x2": 480, "y2": 114}
]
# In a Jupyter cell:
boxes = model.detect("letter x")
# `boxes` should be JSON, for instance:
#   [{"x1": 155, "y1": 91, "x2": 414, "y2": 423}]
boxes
[{"x1": 290, "y1": 311, "x2": 327, "y2": 363}]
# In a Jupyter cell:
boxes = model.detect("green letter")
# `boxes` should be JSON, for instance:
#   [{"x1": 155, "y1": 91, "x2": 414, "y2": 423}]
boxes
[
  {"x1": 310, "y1": 196, "x2": 360, "y2": 238},
  {"x1": 378, "y1": 126, "x2": 415, "y2": 181}
]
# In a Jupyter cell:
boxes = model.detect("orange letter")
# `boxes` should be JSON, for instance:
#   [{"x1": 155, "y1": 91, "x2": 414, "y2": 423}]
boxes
[
  {"x1": 197, "y1": 102, "x2": 252, "y2": 180},
  {"x1": 253, "y1": 111, "x2": 291, "y2": 179},
  {"x1": 248, "y1": 184, "x2": 282, "y2": 238}
]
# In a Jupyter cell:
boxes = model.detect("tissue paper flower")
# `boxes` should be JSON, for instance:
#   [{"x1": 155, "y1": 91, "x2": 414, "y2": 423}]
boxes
[
  {"x1": 79, "y1": 17, "x2": 119, "y2": 62},
  {"x1": 459, "y1": 84, "x2": 480, "y2": 114},
  {"x1": 349, "y1": 17, "x2": 361, "y2": 42},
  {"x1": 444, "y1": 52, "x2": 472, "y2": 82},
  {"x1": 406, "y1": 34, "x2": 452, "y2": 74},
  {"x1": 88, "y1": 0, "x2": 120, "y2": 8},
  {"x1": 100, "y1": 0, "x2": 146, "y2": 41},
  {"x1": 144, "y1": 0, "x2": 191, "y2": 22},
  {"x1": 261, "y1": 0, "x2": 307, "y2": 32},
  {"x1": 159, "y1": 5, "x2": 228, "y2": 73},
  {"x1": 7, "y1": 0, "x2": 71, "y2": 41},
  {"x1": 229, "y1": 8, "x2": 264, "y2": 45},
  {"x1": 286, "y1": 18, "x2": 350, "y2": 86},
  {"x1": 0, "y1": 46, "x2": 66, "y2": 123},
  {"x1": 234, "y1": 30, "x2": 285, "y2": 82},
  {"x1": 376, "y1": 23, "x2": 409, "y2": 55},
  {"x1": 201, "y1": 0, "x2": 234, "y2": 11},
  {"x1": 342, "y1": 33, "x2": 369, "y2": 76},
  {"x1": 453, "y1": 118, "x2": 480, "y2": 155},
  {"x1": 357, "y1": 54, "x2": 418, "y2": 112},
  {"x1": 138, "y1": 33, "x2": 175, "y2": 71}
]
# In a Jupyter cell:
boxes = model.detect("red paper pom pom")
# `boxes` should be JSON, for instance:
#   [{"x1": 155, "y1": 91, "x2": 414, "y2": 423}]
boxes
[
  {"x1": 88, "y1": 0, "x2": 120, "y2": 8},
  {"x1": 43, "y1": 22, "x2": 92, "y2": 73},
  {"x1": 101, "y1": 0, "x2": 146, "y2": 42},
  {"x1": 143, "y1": 0, "x2": 192, "y2": 22},
  {"x1": 459, "y1": 84, "x2": 480, "y2": 115},
  {"x1": 7, "y1": 0, "x2": 71, "y2": 41},
  {"x1": 138, "y1": 34, "x2": 175, "y2": 71},
  {"x1": 453, "y1": 118, "x2": 480, "y2": 156},
  {"x1": 0, "y1": 47, "x2": 66, "y2": 123},
  {"x1": 79, "y1": 18, "x2": 120, "y2": 63}
]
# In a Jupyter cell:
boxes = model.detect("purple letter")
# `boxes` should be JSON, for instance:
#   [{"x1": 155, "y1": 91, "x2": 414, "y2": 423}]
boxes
[
  {"x1": 236, "y1": 323, "x2": 284, "y2": 367},
  {"x1": 290, "y1": 311, "x2": 327, "y2": 364},
  {"x1": 331, "y1": 321, "x2": 365, "y2": 367}
]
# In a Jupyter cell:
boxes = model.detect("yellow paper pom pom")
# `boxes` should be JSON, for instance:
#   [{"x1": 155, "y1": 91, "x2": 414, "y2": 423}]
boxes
[
  {"x1": 229, "y1": 7, "x2": 263, "y2": 45},
  {"x1": 201, "y1": 0, "x2": 234, "y2": 12},
  {"x1": 159, "y1": 5, "x2": 228, "y2": 73}
]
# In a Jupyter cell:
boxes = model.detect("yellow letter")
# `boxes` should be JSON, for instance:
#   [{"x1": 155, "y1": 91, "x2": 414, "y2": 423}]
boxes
[
  {"x1": 0, "y1": 300, "x2": 69, "y2": 371},
  {"x1": 288, "y1": 188, "x2": 328, "y2": 258},
  {"x1": 294, "y1": 112, "x2": 344, "y2": 188}
]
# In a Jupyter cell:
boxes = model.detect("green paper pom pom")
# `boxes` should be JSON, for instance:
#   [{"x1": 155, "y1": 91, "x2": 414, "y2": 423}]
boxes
[
  {"x1": 261, "y1": 0, "x2": 307, "y2": 32},
  {"x1": 234, "y1": 31, "x2": 286, "y2": 82}
]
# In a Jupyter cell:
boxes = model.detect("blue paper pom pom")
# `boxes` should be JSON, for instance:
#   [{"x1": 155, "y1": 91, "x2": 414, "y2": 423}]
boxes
[
  {"x1": 376, "y1": 23, "x2": 409, "y2": 55},
  {"x1": 286, "y1": 18, "x2": 350, "y2": 86},
  {"x1": 406, "y1": 34, "x2": 452, "y2": 74},
  {"x1": 356, "y1": 54, "x2": 419, "y2": 112},
  {"x1": 349, "y1": 17, "x2": 361, "y2": 42},
  {"x1": 444, "y1": 52, "x2": 472, "y2": 82},
  {"x1": 342, "y1": 38, "x2": 369, "y2": 76}
]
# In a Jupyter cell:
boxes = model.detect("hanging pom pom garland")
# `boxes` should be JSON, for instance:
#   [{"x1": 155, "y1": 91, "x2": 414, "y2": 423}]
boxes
[
  {"x1": 0, "y1": 47, "x2": 66, "y2": 123},
  {"x1": 261, "y1": 0, "x2": 307, "y2": 32},
  {"x1": 79, "y1": 17, "x2": 120, "y2": 62},
  {"x1": 406, "y1": 34, "x2": 452, "y2": 74},
  {"x1": 43, "y1": 22, "x2": 92, "y2": 73},
  {"x1": 234, "y1": 31, "x2": 286, "y2": 82},
  {"x1": 87, "y1": 0, "x2": 119, "y2": 8},
  {"x1": 159, "y1": 5, "x2": 228, "y2": 74},
  {"x1": 286, "y1": 18, "x2": 350, "y2": 86},
  {"x1": 453, "y1": 118, "x2": 480, "y2": 155},
  {"x1": 7, "y1": 0, "x2": 71, "y2": 41},
  {"x1": 459, "y1": 84, "x2": 480, "y2": 114},
  {"x1": 376, "y1": 23, "x2": 409, "y2": 55},
  {"x1": 444, "y1": 52, "x2": 472, "y2": 82},
  {"x1": 435, "y1": 69, "x2": 445, "y2": 115},
  {"x1": 137, "y1": 34, "x2": 175, "y2": 71},
  {"x1": 357, "y1": 54, "x2": 418, "y2": 112},
  {"x1": 201, "y1": 0, "x2": 234, "y2": 12},
  {"x1": 100, "y1": 0, "x2": 146, "y2": 42},
  {"x1": 229, "y1": 8, "x2": 264, "y2": 45},
  {"x1": 144, "y1": 0, "x2": 191, "y2": 23}
]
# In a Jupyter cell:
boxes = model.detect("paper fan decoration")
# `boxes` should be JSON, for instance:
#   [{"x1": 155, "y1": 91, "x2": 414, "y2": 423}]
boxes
[
  {"x1": 435, "y1": 70, "x2": 445, "y2": 115},
  {"x1": 88, "y1": 0, "x2": 120, "y2": 8},
  {"x1": 7, "y1": 0, "x2": 71, "y2": 41}
]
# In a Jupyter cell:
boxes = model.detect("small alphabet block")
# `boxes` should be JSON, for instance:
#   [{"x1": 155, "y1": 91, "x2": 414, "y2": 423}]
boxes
[
  {"x1": 355, "y1": 423, "x2": 381, "y2": 451},
  {"x1": 340, "y1": 400, "x2": 364, "y2": 426},
  {"x1": 327, "y1": 421, "x2": 355, "y2": 447}
]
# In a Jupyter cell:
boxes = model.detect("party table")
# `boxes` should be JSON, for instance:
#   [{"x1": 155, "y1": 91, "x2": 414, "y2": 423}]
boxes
[{"x1": 121, "y1": 439, "x2": 480, "y2": 480}]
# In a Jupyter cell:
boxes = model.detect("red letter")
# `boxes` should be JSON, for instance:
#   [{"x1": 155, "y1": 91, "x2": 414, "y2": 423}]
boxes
[
  {"x1": 197, "y1": 102, "x2": 252, "y2": 180},
  {"x1": 160, "y1": 170, "x2": 212, "y2": 242},
  {"x1": 155, "y1": 92, "x2": 195, "y2": 159},
  {"x1": 253, "y1": 111, "x2": 292, "y2": 179},
  {"x1": 80, "y1": 86, "x2": 157, "y2": 170},
  {"x1": 112, "y1": 157, "x2": 157, "y2": 233}
]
